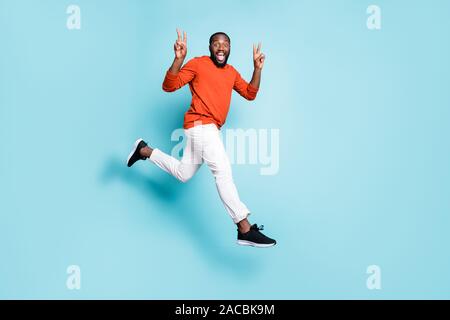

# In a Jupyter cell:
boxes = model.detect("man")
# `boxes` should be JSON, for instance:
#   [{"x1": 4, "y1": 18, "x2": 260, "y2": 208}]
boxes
[{"x1": 127, "y1": 29, "x2": 276, "y2": 248}]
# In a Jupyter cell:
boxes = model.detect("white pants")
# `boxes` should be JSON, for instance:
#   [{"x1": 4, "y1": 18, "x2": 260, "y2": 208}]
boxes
[{"x1": 149, "y1": 124, "x2": 250, "y2": 224}]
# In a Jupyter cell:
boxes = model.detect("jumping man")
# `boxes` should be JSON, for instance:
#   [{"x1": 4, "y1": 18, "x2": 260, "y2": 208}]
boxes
[{"x1": 127, "y1": 29, "x2": 276, "y2": 248}]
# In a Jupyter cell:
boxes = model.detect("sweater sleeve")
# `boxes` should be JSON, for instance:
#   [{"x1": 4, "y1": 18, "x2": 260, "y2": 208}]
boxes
[
  {"x1": 162, "y1": 58, "x2": 197, "y2": 92},
  {"x1": 233, "y1": 70, "x2": 259, "y2": 101}
]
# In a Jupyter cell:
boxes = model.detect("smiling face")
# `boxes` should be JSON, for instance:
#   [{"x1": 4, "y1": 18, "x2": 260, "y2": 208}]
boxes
[{"x1": 209, "y1": 33, "x2": 231, "y2": 68}]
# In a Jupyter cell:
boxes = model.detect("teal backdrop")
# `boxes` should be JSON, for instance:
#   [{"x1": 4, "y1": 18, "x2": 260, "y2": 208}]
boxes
[{"x1": 1, "y1": 0, "x2": 449, "y2": 299}]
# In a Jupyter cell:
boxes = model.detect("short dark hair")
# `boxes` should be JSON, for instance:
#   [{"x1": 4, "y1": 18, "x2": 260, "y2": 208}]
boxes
[{"x1": 209, "y1": 32, "x2": 231, "y2": 45}]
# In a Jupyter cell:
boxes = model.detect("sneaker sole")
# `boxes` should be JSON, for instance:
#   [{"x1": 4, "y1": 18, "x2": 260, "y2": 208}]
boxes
[
  {"x1": 236, "y1": 240, "x2": 276, "y2": 248},
  {"x1": 127, "y1": 138, "x2": 144, "y2": 166}
]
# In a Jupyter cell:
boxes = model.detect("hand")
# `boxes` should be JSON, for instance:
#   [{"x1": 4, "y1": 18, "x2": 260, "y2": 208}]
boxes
[
  {"x1": 253, "y1": 43, "x2": 265, "y2": 70},
  {"x1": 174, "y1": 28, "x2": 187, "y2": 60}
]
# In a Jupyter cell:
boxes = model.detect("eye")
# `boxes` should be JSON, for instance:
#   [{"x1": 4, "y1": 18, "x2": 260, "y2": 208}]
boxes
[{"x1": 213, "y1": 42, "x2": 230, "y2": 49}]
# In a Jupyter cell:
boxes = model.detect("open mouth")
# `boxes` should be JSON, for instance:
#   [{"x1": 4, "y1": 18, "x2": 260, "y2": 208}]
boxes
[{"x1": 215, "y1": 52, "x2": 226, "y2": 63}]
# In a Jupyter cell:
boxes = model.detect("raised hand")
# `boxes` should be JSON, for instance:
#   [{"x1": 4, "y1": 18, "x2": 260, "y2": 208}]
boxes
[
  {"x1": 253, "y1": 43, "x2": 265, "y2": 70},
  {"x1": 174, "y1": 28, "x2": 187, "y2": 60}
]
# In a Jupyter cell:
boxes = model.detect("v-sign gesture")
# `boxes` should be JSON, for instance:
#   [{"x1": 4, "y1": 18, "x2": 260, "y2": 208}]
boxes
[
  {"x1": 253, "y1": 43, "x2": 265, "y2": 70},
  {"x1": 174, "y1": 28, "x2": 187, "y2": 60}
]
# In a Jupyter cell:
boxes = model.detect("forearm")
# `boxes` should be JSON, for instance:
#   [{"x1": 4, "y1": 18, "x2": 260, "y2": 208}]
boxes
[
  {"x1": 168, "y1": 57, "x2": 185, "y2": 74},
  {"x1": 249, "y1": 68, "x2": 262, "y2": 89}
]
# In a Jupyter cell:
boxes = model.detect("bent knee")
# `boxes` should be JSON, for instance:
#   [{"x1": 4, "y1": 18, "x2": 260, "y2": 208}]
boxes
[{"x1": 178, "y1": 173, "x2": 194, "y2": 183}]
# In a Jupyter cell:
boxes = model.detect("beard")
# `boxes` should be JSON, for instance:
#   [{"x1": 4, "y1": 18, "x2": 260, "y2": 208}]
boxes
[{"x1": 209, "y1": 49, "x2": 230, "y2": 68}]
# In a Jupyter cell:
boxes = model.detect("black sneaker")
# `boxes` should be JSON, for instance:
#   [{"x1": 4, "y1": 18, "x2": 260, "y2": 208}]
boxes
[
  {"x1": 237, "y1": 224, "x2": 277, "y2": 248},
  {"x1": 127, "y1": 138, "x2": 149, "y2": 167}
]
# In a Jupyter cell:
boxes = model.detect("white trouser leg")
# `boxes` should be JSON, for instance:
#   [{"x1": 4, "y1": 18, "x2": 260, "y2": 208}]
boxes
[
  {"x1": 199, "y1": 124, "x2": 250, "y2": 224},
  {"x1": 149, "y1": 124, "x2": 250, "y2": 224}
]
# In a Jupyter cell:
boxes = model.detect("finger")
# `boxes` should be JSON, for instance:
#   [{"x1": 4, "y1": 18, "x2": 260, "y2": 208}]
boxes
[
  {"x1": 183, "y1": 31, "x2": 187, "y2": 43},
  {"x1": 176, "y1": 29, "x2": 181, "y2": 41},
  {"x1": 257, "y1": 42, "x2": 262, "y2": 54},
  {"x1": 254, "y1": 52, "x2": 264, "y2": 60},
  {"x1": 253, "y1": 44, "x2": 256, "y2": 55}
]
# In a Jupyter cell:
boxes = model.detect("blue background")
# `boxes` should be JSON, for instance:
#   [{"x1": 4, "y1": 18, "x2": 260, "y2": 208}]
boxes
[{"x1": 1, "y1": 0, "x2": 449, "y2": 299}]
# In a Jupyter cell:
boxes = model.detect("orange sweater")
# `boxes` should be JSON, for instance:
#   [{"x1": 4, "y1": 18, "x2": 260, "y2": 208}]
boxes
[{"x1": 162, "y1": 56, "x2": 259, "y2": 129}]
